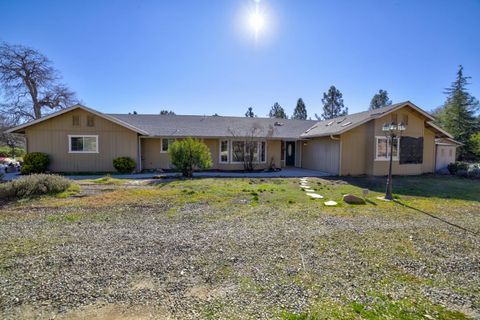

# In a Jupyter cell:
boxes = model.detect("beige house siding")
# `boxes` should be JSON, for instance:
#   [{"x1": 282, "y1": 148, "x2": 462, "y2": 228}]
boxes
[
  {"x1": 25, "y1": 109, "x2": 139, "y2": 172},
  {"x1": 340, "y1": 122, "x2": 373, "y2": 176},
  {"x1": 301, "y1": 137, "x2": 340, "y2": 174},
  {"x1": 141, "y1": 138, "x2": 282, "y2": 171},
  {"x1": 339, "y1": 107, "x2": 437, "y2": 176},
  {"x1": 141, "y1": 138, "x2": 172, "y2": 170},
  {"x1": 372, "y1": 108, "x2": 431, "y2": 176},
  {"x1": 423, "y1": 128, "x2": 436, "y2": 173}
]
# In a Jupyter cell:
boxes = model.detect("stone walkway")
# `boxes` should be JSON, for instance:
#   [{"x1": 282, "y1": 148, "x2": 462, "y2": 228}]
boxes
[{"x1": 299, "y1": 177, "x2": 338, "y2": 206}]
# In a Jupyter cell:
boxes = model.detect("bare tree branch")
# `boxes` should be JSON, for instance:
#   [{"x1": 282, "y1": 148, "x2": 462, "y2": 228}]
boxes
[{"x1": 0, "y1": 42, "x2": 77, "y2": 124}]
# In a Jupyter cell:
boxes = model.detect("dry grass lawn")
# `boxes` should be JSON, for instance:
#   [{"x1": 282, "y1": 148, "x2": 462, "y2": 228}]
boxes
[{"x1": 0, "y1": 175, "x2": 479, "y2": 319}]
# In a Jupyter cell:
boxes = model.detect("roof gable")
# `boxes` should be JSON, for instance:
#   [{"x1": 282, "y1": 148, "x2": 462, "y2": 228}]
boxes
[
  {"x1": 300, "y1": 101, "x2": 438, "y2": 138},
  {"x1": 7, "y1": 104, "x2": 149, "y2": 135}
]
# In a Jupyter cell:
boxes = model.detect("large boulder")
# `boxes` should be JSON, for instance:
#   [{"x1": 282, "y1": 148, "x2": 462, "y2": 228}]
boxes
[{"x1": 343, "y1": 194, "x2": 366, "y2": 205}]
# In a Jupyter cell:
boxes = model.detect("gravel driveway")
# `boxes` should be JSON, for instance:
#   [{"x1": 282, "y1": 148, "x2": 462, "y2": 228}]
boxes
[{"x1": 0, "y1": 177, "x2": 479, "y2": 319}]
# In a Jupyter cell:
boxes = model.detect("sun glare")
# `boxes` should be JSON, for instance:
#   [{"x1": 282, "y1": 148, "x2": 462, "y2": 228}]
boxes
[{"x1": 249, "y1": 2, "x2": 265, "y2": 40}]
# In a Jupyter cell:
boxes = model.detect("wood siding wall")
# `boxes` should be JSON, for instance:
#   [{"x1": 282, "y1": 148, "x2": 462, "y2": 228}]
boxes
[
  {"x1": 301, "y1": 137, "x2": 340, "y2": 174},
  {"x1": 339, "y1": 106, "x2": 436, "y2": 176},
  {"x1": 25, "y1": 109, "x2": 139, "y2": 172},
  {"x1": 141, "y1": 138, "x2": 282, "y2": 171}
]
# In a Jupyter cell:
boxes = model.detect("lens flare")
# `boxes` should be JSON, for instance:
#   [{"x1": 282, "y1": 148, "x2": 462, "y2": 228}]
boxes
[{"x1": 249, "y1": 2, "x2": 265, "y2": 40}]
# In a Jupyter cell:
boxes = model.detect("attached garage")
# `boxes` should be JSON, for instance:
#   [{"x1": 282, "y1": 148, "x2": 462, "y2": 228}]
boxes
[{"x1": 301, "y1": 137, "x2": 340, "y2": 175}]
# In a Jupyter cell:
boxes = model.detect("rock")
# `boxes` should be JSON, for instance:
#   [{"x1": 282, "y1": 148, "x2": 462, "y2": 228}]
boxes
[{"x1": 343, "y1": 194, "x2": 366, "y2": 205}]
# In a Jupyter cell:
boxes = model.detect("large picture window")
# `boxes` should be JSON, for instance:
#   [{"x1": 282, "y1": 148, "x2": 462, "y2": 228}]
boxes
[
  {"x1": 231, "y1": 140, "x2": 266, "y2": 164},
  {"x1": 161, "y1": 138, "x2": 175, "y2": 153},
  {"x1": 231, "y1": 141, "x2": 245, "y2": 162},
  {"x1": 68, "y1": 135, "x2": 98, "y2": 153},
  {"x1": 375, "y1": 136, "x2": 399, "y2": 161}
]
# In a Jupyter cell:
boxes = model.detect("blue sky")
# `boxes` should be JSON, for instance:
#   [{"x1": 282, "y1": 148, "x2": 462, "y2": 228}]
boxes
[{"x1": 1, "y1": 0, "x2": 479, "y2": 117}]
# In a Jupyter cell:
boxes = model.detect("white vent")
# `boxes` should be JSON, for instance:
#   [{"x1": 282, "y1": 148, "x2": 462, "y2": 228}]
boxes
[
  {"x1": 341, "y1": 121, "x2": 352, "y2": 127},
  {"x1": 326, "y1": 121, "x2": 334, "y2": 126},
  {"x1": 337, "y1": 117, "x2": 347, "y2": 124}
]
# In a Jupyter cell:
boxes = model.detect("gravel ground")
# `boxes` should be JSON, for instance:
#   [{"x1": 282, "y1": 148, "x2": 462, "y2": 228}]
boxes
[{"x1": 0, "y1": 179, "x2": 479, "y2": 319}]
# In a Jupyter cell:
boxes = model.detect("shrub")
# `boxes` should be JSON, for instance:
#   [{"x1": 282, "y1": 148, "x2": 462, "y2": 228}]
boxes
[
  {"x1": 21, "y1": 152, "x2": 50, "y2": 174},
  {"x1": 0, "y1": 146, "x2": 26, "y2": 158},
  {"x1": 113, "y1": 157, "x2": 136, "y2": 173},
  {"x1": 447, "y1": 162, "x2": 468, "y2": 175},
  {"x1": 168, "y1": 137, "x2": 212, "y2": 177},
  {"x1": 0, "y1": 174, "x2": 71, "y2": 199}
]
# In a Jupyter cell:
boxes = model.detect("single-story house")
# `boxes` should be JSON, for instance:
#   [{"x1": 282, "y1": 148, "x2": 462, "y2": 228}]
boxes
[{"x1": 7, "y1": 101, "x2": 458, "y2": 176}]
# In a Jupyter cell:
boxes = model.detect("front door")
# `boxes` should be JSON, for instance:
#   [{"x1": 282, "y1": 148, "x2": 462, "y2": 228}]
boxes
[{"x1": 285, "y1": 141, "x2": 295, "y2": 166}]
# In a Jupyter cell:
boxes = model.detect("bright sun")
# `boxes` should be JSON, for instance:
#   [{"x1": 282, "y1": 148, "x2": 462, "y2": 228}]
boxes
[{"x1": 249, "y1": 4, "x2": 265, "y2": 39}]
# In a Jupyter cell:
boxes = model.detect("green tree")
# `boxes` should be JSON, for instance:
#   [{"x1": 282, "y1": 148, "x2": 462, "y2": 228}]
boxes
[
  {"x1": 316, "y1": 86, "x2": 348, "y2": 120},
  {"x1": 436, "y1": 65, "x2": 479, "y2": 159},
  {"x1": 245, "y1": 107, "x2": 255, "y2": 117},
  {"x1": 268, "y1": 102, "x2": 287, "y2": 119},
  {"x1": 469, "y1": 132, "x2": 480, "y2": 159},
  {"x1": 160, "y1": 110, "x2": 175, "y2": 115},
  {"x1": 292, "y1": 98, "x2": 307, "y2": 120},
  {"x1": 369, "y1": 89, "x2": 392, "y2": 110},
  {"x1": 168, "y1": 137, "x2": 212, "y2": 177}
]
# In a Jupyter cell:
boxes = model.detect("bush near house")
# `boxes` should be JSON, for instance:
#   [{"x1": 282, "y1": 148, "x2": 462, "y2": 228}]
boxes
[
  {"x1": 447, "y1": 162, "x2": 468, "y2": 175},
  {"x1": 169, "y1": 137, "x2": 212, "y2": 177},
  {"x1": 447, "y1": 161, "x2": 480, "y2": 178},
  {"x1": 21, "y1": 152, "x2": 50, "y2": 174},
  {"x1": 0, "y1": 174, "x2": 71, "y2": 199},
  {"x1": 0, "y1": 146, "x2": 26, "y2": 158},
  {"x1": 113, "y1": 157, "x2": 136, "y2": 173}
]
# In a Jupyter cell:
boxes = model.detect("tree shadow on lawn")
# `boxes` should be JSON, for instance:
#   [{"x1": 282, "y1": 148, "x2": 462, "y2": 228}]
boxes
[
  {"x1": 395, "y1": 200, "x2": 479, "y2": 236},
  {"x1": 331, "y1": 174, "x2": 480, "y2": 202}
]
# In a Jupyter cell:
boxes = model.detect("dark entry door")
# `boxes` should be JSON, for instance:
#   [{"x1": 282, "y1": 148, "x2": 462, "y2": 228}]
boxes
[{"x1": 285, "y1": 141, "x2": 295, "y2": 166}]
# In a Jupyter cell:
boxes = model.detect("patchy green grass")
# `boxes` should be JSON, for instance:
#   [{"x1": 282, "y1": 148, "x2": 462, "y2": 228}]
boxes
[
  {"x1": 83, "y1": 175, "x2": 127, "y2": 185},
  {"x1": 55, "y1": 183, "x2": 81, "y2": 198},
  {"x1": 0, "y1": 175, "x2": 479, "y2": 319}
]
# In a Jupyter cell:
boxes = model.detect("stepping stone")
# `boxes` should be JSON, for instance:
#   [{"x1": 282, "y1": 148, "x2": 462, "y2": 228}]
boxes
[
  {"x1": 300, "y1": 185, "x2": 310, "y2": 188},
  {"x1": 304, "y1": 189, "x2": 315, "y2": 193},
  {"x1": 306, "y1": 193, "x2": 324, "y2": 199},
  {"x1": 324, "y1": 200, "x2": 338, "y2": 206}
]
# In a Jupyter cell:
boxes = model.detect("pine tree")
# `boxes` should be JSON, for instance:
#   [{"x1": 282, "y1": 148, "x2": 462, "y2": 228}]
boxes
[
  {"x1": 292, "y1": 98, "x2": 307, "y2": 120},
  {"x1": 268, "y1": 102, "x2": 287, "y2": 119},
  {"x1": 245, "y1": 107, "x2": 255, "y2": 117},
  {"x1": 436, "y1": 65, "x2": 479, "y2": 159},
  {"x1": 160, "y1": 110, "x2": 175, "y2": 115},
  {"x1": 316, "y1": 86, "x2": 348, "y2": 120},
  {"x1": 369, "y1": 90, "x2": 392, "y2": 110}
]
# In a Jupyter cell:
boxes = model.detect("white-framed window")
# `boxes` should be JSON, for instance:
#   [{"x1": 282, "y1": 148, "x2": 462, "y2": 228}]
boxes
[
  {"x1": 231, "y1": 140, "x2": 267, "y2": 164},
  {"x1": 375, "y1": 136, "x2": 399, "y2": 161},
  {"x1": 161, "y1": 138, "x2": 175, "y2": 153},
  {"x1": 68, "y1": 135, "x2": 98, "y2": 153},
  {"x1": 219, "y1": 140, "x2": 229, "y2": 163}
]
